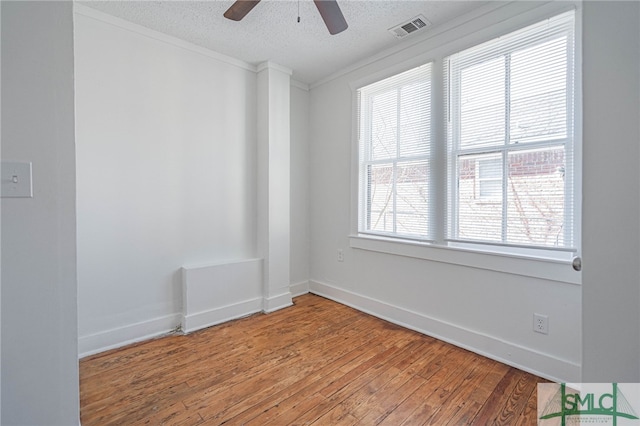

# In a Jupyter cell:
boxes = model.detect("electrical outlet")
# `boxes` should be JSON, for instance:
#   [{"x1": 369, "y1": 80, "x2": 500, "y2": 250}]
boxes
[
  {"x1": 533, "y1": 313, "x2": 549, "y2": 334},
  {"x1": 337, "y1": 249, "x2": 344, "y2": 262}
]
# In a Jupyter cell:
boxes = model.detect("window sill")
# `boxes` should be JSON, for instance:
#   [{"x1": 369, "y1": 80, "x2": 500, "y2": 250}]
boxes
[{"x1": 349, "y1": 234, "x2": 581, "y2": 285}]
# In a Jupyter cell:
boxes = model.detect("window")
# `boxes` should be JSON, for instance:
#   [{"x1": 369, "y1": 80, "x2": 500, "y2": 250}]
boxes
[
  {"x1": 475, "y1": 156, "x2": 502, "y2": 202},
  {"x1": 357, "y1": 64, "x2": 432, "y2": 240},
  {"x1": 355, "y1": 10, "x2": 578, "y2": 263},
  {"x1": 446, "y1": 11, "x2": 575, "y2": 250}
]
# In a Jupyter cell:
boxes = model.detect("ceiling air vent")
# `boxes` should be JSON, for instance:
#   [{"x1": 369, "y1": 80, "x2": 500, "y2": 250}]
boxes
[{"x1": 388, "y1": 15, "x2": 431, "y2": 39}]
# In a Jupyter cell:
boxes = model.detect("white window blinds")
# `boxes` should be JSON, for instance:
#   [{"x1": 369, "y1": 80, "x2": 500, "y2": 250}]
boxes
[
  {"x1": 446, "y1": 11, "x2": 576, "y2": 250},
  {"x1": 358, "y1": 63, "x2": 432, "y2": 240}
]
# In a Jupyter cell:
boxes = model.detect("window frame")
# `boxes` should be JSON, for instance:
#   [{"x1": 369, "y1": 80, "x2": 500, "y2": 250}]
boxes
[
  {"x1": 446, "y1": 11, "x2": 576, "y2": 251},
  {"x1": 348, "y1": 4, "x2": 582, "y2": 285},
  {"x1": 357, "y1": 62, "x2": 433, "y2": 242}
]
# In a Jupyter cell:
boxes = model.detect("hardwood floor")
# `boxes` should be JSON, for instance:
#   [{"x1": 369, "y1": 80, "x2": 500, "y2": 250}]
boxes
[{"x1": 80, "y1": 294, "x2": 548, "y2": 425}]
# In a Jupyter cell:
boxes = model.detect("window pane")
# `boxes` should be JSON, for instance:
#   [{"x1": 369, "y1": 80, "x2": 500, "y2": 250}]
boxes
[
  {"x1": 400, "y1": 81, "x2": 431, "y2": 157},
  {"x1": 510, "y1": 37, "x2": 568, "y2": 144},
  {"x1": 371, "y1": 90, "x2": 397, "y2": 160},
  {"x1": 368, "y1": 164, "x2": 394, "y2": 233},
  {"x1": 478, "y1": 157, "x2": 502, "y2": 199},
  {"x1": 447, "y1": 11, "x2": 575, "y2": 250},
  {"x1": 507, "y1": 147, "x2": 565, "y2": 246},
  {"x1": 396, "y1": 160, "x2": 429, "y2": 237},
  {"x1": 359, "y1": 63, "x2": 432, "y2": 240},
  {"x1": 457, "y1": 152, "x2": 503, "y2": 242},
  {"x1": 460, "y1": 57, "x2": 505, "y2": 149}
]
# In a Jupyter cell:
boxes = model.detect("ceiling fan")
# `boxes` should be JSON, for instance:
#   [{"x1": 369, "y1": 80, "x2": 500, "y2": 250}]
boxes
[{"x1": 224, "y1": 0, "x2": 348, "y2": 35}]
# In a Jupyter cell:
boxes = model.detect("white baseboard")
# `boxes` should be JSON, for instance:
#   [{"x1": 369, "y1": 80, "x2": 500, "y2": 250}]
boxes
[
  {"x1": 182, "y1": 297, "x2": 263, "y2": 334},
  {"x1": 263, "y1": 291, "x2": 293, "y2": 313},
  {"x1": 78, "y1": 282, "x2": 306, "y2": 358},
  {"x1": 290, "y1": 280, "x2": 310, "y2": 297},
  {"x1": 79, "y1": 313, "x2": 181, "y2": 359},
  {"x1": 309, "y1": 280, "x2": 580, "y2": 383}
]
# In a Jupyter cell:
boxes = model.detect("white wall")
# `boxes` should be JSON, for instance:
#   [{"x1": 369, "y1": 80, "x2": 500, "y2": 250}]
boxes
[
  {"x1": 581, "y1": 1, "x2": 640, "y2": 382},
  {"x1": 308, "y1": 2, "x2": 584, "y2": 382},
  {"x1": 75, "y1": 8, "x2": 258, "y2": 356},
  {"x1": 1, "y1": 2, "x2": 79, "y2": 424},
  {"x1": 290, "y1": 84, "x2": 310, "y2": 295}
]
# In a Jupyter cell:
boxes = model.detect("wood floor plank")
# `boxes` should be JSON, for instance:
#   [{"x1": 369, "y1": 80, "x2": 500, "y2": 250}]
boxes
[
  {"x1": 131, "y1": 400, "x2": 204, "y2": 426},
  {"x1": 355, "y1": 374, "x2": 427, "y2": 424},
  {"x1": 239, "y1": 344, "x2": 378, "y2": 422},
  {"x1": 421, "y1": 353, "x2": 492, "y2": 425},
  {"x1": 245, "y1": 336, "x2": 404, "y2": 425},
  {"x1": 391, "y1": 347, "x2": 483, "y2": 425},
  {"x1": 470, "y1": 368, "x2": 529, "y2": 425},
  {"x1": 377, "y1": 380, "x2": 434, "y2": 426},
  {"x1": 179, "y1": 303, "x2": 366, "y2": 395},
  {"x1": 194, "y1": 319, "x2": 389, "y2": 423},
  {"x1": 468, "y1": 357, "x2": 511, "y2": 405},
  {"x1": 514, "y1": 385, "x2": 542, "y2": 426},
  {"x1": 186, "y1": 315, "x2": 389, "y2": 420},
  {"x1": 80, "y1": 294, "x2": 547, "y2": 426},
  {"x1": 349, "y1": 340, "x2": 448, "y2": 423},
  {"x1": 492, "y1": 372, "x2": 539, "y2": 425},
  {"x1": 312, "y1": 340, "x2": 427, "y2": 424},
  {"x1": 271, "y1": 342, "x2": 415, "y2": 425},
  {"x1": 429, "y1": 356, "x2": 495, "y2": 425}
]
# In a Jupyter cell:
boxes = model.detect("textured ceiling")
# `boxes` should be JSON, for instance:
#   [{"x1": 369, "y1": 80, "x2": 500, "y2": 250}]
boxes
[{"x1": 80, "y1": 1, "x2": 488, "y2": 84}]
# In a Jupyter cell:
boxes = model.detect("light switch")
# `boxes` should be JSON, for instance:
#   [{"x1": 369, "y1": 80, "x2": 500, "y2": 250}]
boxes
[{"x1": 1, "y1": 161, "x2": 33, "y2": 198}]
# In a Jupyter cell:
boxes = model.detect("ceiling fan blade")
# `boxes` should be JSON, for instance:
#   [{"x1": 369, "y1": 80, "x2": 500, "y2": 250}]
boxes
[
  {"x1": 313, "y1": 0, "x2": 348, "y2": 35},
  {"x1": 224, "y1": 0, "x2": 261, "y2": 21}
]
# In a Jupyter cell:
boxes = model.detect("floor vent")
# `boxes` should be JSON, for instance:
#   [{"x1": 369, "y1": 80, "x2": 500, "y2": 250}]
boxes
[{"x1": 388, "y1": 15, "x2": 431, "y2": 39}]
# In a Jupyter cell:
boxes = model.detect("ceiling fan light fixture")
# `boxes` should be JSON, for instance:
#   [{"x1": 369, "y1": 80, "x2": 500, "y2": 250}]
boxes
[
  {"x1": 223, "y1": 0, "x2": 348, "y2": 35},
  {"x1": 223, "y1": 0, "x2": 261, "y2": 21},
  {"x1": 313, "y1": 0, "x2": 348, "y2": 35}
]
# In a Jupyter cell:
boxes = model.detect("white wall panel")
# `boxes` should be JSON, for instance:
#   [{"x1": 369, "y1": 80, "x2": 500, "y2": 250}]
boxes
[
  {"x1": 1, "y1": 2, "x2": 79, "y2": 423},
  {"x1": 308, "y1": 2, "x2": 583, "y2": 382},
  {"x1": 75, "y1": 9, "x2": 258, "y2": 354},
  {"x1": 581, "y1": 1, "x2": 640, "y2": 382}
]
